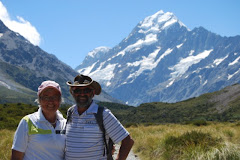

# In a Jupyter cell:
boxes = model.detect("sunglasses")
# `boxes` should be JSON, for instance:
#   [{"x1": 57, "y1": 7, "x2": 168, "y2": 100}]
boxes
[{"x1": 72, "y1": 88, "x2": 93, "y2": 94}]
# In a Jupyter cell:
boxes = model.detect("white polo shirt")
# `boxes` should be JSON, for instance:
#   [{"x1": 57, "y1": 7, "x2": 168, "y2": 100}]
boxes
[
  {"x1": 12, "y1": 108, "x2": 66, "y2": 160},
  {"x1": 65, "y1": 102, "x2": 129, "y2": 160}
]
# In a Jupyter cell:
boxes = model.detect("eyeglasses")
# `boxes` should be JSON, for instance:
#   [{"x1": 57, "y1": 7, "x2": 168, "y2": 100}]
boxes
[
  {"x1": 72, "y1": 88, "x2": 93, "y2": 94},
  {"x1": 40, "y1": 96, "x2": 60, "y2": 101}
]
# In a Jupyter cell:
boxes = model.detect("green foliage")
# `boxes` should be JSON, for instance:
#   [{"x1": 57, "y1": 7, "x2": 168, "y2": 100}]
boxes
[
  {"x1": 2, "y1": 83, "x2": 240, "y2": 130},
  {"x1": 97, "y1": 101, "x2": 135, "y2": 123},
  {"x1": 116, "y1": 89, "x2": 240, "y2": 125},
  {"x1": 59, "y1": 104, "x2": 71, "y2": 118},
  {"x1": 0, "y1": 103, "x2": 38, "y2": 130},
  {"x1": 0, "y1": 103, "x2": 70, "y2": 130},
  {"x1": 185, "y1": 119, "x2": 208, "y2": 126}
]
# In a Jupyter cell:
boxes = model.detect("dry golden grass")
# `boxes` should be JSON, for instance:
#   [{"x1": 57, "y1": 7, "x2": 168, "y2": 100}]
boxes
[
  {"x1": 0, "y1": 129, "x2": 14, "y2": 160},
  {"x1": 128, "y1": 122, "x2": 240, "y2": 160},
  {"x1": 1, "y1": 122, "x2": 240, "y2": 160}
]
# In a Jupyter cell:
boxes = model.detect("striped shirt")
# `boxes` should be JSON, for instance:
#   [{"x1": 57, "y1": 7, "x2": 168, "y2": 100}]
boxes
[{"x1": 65, "y1": 102, "x2": 129, "y2": 160}]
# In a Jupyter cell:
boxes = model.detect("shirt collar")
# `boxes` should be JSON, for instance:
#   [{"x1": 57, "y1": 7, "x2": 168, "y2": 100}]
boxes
[
  {"x1": 73, "y1": 101, "x2": 98, "y2": 115},
  {"x1": 38, "y1": 107, "x2": 47, "y2": 122},
  {"x1": 86, "y1": 101, "x2": 98, "y2": 114},
  {"x1": 38, "y1": 107, "x2": 64, "y2": 122}
]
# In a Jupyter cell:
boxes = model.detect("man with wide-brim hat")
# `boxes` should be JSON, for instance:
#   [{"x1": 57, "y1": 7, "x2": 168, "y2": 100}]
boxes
[
  {"x1": 65, "y1": 74, "x2": 134, "y2": 160},
  {"x1": 66, "y1": 74, "x2": 101, "y2": 95}
]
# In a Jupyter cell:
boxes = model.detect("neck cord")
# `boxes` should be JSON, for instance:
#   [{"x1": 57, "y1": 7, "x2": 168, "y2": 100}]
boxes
[{"x1": 50, "y1": 119, "x2": 57, "y2": 125}]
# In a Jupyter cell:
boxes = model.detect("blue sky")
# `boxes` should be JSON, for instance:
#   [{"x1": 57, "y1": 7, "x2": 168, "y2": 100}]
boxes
[{"x1": 0, "y1": 0, "x2": 239, "y2": 69}]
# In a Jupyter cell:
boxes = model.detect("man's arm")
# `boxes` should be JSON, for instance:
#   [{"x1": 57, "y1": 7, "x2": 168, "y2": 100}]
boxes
[
  {"x1": 11, "y1": 149, "x2": 24, "y2": 160},
  {"x1": 116, "y1": 135, "x2": 134, "y2": 160}
]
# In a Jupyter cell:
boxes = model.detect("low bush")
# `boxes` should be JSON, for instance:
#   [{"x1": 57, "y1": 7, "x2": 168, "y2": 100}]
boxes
[{"x1": 163, "y1": 131, "x2": 222, "y2": 159}]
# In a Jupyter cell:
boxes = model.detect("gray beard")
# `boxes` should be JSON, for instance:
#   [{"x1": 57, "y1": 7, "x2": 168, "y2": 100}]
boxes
[{"x1": 75, "y1": 95, "x2": 92, "y2": 108}]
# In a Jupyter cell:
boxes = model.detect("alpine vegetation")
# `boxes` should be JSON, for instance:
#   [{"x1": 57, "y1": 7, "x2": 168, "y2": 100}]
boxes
[{"x1": 128, "y1": 123, "x2": 240, "y2": 160}]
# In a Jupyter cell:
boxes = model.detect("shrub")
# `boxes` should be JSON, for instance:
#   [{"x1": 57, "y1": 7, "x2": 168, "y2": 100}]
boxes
[
  {"x1": 185, "y1": 119, "x2": 208, "y2": 126},
  {"x1": 163, "y1": 131, "x2": 222, "y2": 159},
  {"x1": 192, "y1": 120, "x2": 208, "y2": 126}
]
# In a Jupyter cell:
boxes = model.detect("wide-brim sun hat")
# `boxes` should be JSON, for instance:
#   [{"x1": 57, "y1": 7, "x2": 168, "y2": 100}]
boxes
[
  {"x1": 66, "y1": 74, "x2": 101, "y2": 95},
  {"x1": 38, "y1": 80, "x2": 62, "y2": 96}
]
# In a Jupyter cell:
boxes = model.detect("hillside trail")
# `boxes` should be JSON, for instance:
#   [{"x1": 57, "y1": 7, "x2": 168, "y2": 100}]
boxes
[{"x1": 113, "y1": 144, "x2": 140, "y2": 160}]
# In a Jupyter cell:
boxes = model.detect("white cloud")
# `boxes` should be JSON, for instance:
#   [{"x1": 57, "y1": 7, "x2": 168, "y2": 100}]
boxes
[{"x1": 0, "y1": 1, "x2": 41, "y2": 46}]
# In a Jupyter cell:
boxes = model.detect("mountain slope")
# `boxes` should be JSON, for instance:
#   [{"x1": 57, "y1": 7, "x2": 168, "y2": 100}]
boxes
[
  {"x1": 106, "y1": 83, "x2": 240, "y2": 124},
  {"x1": 0, "y1": 20, "x2": 120, "y2": 104},
  {"x1": 76, "y1": 10, "x2": 240, "y2": 106}
]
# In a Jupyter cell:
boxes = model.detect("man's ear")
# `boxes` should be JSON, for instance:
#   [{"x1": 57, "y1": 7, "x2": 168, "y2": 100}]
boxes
[
  {"x1": 69, "y1": 88, "x2": 73, "y2": 95},
  {"x1": 91, "y1": 89, "x2": 95, "y2": 97}
]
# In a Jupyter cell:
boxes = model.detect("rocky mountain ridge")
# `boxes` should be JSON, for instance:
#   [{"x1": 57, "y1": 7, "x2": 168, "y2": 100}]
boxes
[
  {"x1": 76, "y1": 10, "x2": 240, "y2": 106},
  {"x1": 0, "y1": 20, "x2": 120, "y2": 104}
]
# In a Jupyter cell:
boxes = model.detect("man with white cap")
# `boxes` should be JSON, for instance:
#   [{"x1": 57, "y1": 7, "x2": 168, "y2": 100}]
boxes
[
  {"x1": 65, "y1": 74, "x2": 134, "y2": 160},
  {"x1": 11, "y1": 80, "x2": 66, "y2": 160}
]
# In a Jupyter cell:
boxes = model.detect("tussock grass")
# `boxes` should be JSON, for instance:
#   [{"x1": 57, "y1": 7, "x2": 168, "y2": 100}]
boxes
[
  {"x1": 2, "y1": 122, "x2": 240, "y2": 160},
  {"x1": 0, "y1": 129, "x2": 14, "y2": 160},
  {"x1": 128, "y1": 122, "x2": 240, "y2": 160}
]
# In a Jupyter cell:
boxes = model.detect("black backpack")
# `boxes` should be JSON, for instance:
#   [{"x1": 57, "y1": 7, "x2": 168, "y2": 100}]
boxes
[{"x1": 66, "y1": 106, "x2": 114, "y2": 160}]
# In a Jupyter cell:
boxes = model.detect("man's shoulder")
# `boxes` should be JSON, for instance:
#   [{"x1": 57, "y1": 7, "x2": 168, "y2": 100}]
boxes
[
  {"x1": 67, "y1": 105, "x2": 76, "y2": 112},
  {"x1": 97, "y1": 105, "x2": 111, "y2": 111}
]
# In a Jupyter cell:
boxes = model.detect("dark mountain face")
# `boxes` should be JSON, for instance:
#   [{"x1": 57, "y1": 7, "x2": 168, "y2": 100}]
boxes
[
  {"x1": 0, "y1": 20, "x2": 78, "y2": 103},
  {"x1": 76, "y1": 10, "x2": 240, "y2": 106},
  {"x1": 0, "y1": 20, "x2": 119, "y2": 104}
]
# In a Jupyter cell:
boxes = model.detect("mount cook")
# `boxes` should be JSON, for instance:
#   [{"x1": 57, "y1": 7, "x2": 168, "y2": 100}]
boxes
[{"x1": 76, "y1": 10, "x2": 240, "y2": 106}]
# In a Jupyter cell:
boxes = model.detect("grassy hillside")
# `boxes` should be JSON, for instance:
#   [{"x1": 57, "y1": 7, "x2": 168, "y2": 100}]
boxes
[
  {"x1": 1, "y1": 84, "x2": 240, "y2": 130},
  {"x1": 0, "y1": 86, "x2": 36, "y2": 104},
  {"x1": 118, "y1": 84, "x2": 240, "y2": 125}
]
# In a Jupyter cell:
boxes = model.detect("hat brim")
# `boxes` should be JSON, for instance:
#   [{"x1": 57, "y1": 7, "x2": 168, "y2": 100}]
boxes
[{"x1": 66, "y1": 81, "x2": 101, "y2": 95}]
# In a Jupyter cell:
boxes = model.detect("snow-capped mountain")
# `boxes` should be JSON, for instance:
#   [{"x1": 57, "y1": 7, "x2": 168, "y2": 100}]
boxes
[
  {"x1": 75, "y1": 46, "x2": 111, "y2": 71},
  {"x1": 76, "y1": 10, "x2": 240, "y2": 106}
]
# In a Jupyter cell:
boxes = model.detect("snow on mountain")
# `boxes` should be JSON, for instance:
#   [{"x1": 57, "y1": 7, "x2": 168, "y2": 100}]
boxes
[
  {"x1": 75, "y1": 46, "x2": 111, "y2": 71},
  {"x1": 138, "y1": 10, "x2": 188, "y2": 34},
  {"x1": 169, "y1": 49, "x2": 213, "y2": 79},
  {"x1": 76, "y1": 10, "x2": 240, "y2": 106},
  {"x1": 87, "y1": 46, "x2": 110, "y2": 57},
  {"x1": 0, "y1": 80, "x2": 11, "y2": 89}
]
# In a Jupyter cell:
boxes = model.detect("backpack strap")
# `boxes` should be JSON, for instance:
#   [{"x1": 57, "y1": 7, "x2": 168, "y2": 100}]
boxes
[
  {"x1": 94, "y1": 106, "x2": 107, "y2": 155},
  {"x1": 66, "y1": 106, "x2": 75, "y2": 124},
  {"x1": 94, "y1": 106, "x2": 114, "y2": 160},
  {"x1": 58, "y1": 106, "x2": 74, "y2": 134}
]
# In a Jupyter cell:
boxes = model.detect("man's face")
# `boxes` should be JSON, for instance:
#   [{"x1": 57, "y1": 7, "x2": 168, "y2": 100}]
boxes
[{"x1": 71, "y1": 86, "x2": 95, "y2": 108}]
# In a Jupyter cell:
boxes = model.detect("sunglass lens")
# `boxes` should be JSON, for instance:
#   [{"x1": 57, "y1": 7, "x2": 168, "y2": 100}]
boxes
[{"x1": 73, "y1": 88, "x2": 92, "y2": 94}]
